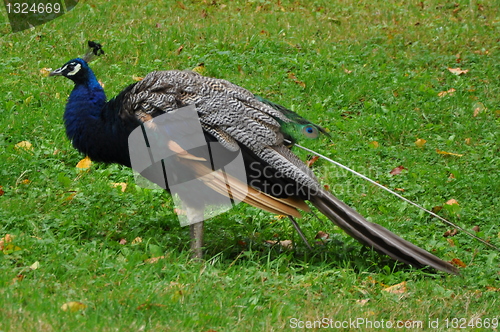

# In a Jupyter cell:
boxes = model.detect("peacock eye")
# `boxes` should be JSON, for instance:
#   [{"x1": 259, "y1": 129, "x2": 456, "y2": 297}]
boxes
[{"x1": 302, "y1": 125, "x2": 318, "y2": 138}]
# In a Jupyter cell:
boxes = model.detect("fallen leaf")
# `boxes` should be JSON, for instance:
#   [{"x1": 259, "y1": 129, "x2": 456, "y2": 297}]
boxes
[
  {"x1": 132, "y1": 75, "x2": 144, "y2": 81},
  {"x1": 176, "y1": 45, "x2": 184, "y2": 55},
  {"x1": 174, "y1": 208, "x2": 186, "y2": 215},
  {"x1": 383, "y1": 281, "x2": 407, "y2": 294},
  {"x1": 306, "y1": 156, "x2": 320, "y2": 167},
  {"x1": 76, "y1": 156, "x2": 92, "y2": 169},
  {"x1": 432, "y1": 206, "x2": 443, "y2": 213},
  {"x1": 473, "y1": 102, "x2": 486, "y2": 117},
  {"x1": 0, "y1": 234, "x2": 14, "y2": 251},
  {"x1": 111, "y1": 182, "x2": 127, "y2": 192},
  {"x1": 137, "y1": 302, "x2": 168, "y2": 310},
  {"x1": 446, "y1": 238, "x2": 455, "y2": 246},
  {"x1": 0, "y1": 186, "x2": 4, "y2": 196},
  {"x1": 98, "y1": 80, "x2": 105, "y2": 88},
  {"x1": 12, "y1": 274, "x2": 24, "y2": 283},
  {"x1": 273, "y1": 215, "x2": 286, "y2": 220},
  {"x1": 119, "y1": 238, "x2": 127, "y2": 245},
  {"x1": 445, "y1": 199, "x2": 459, "y2": 206},
  {"x1": 436, "y1": 149, "x2": 463, "y2": 157},
  {"x1": 473, "y1": 226, "x2": 480, "y2": 233},
  {"x1": 315, "y1": 231, "x2": 329, "y2": 240},
  {"x1": 438, "y1": 88, "x2": 456, "y2": 97},
  {"x1": 464, "y1": 137, "x2": 472, "y2": 145},
  {"x1": 265, "y1": 240, "x2": 293, "y2": 249},
  {"x1": 486, "y1": 286, "x2": 500, "y2": 292},
  {"x1": 394, "y1": 188, "x2": 405, "y2": 192},
  {"x1": 61, "y1": 301, "x2": 87, "y2": 312},
  {"x1": 356, "y1": 299, "x2": 370, "y2": 305},
  {"x1": 344, "y1": 68, "x2": 353, "y2": 74},
  {"x1": 444, "y1": 229, "x2": 458, "y2": 237},
  {"x1": 30, "y1": 261, "x2": 40, "y2": 270},
  {"x1": 447, "y1": 67, "x2": 469, "y2": 76},
  {"x1": 390, "y1": 165, "x2": 406, "y2": 176},
  {"x1": 132, "y1": 237, "x2": 143, "y2": 245},
  {"x1": 21, "y1": 179, "x2": 30, "y2": 184},
  {"x1": 287, "y1": 72, "x2": 306, "y2": 88},
  {"x1": 145, "y1": 256, "x2": 166, "y2": 264},
  {"x1": 450, "y1": 258, "x2": 466, "y2": 268},
  {"x1": 368, "y1": 141, "x2": 379, "y2": 148},
  {"x1": 40, "y1": 68, "x2": 52, "y2": 76},
  {"x1": 192, "y1": 63, "x2": 206, "y2": 75},
  {"x1": 15, "y1": 141, "x2": 33, "y2": 151},
  {"x1": 414, "y1": 138, "x2": 427, "y2": 147}
]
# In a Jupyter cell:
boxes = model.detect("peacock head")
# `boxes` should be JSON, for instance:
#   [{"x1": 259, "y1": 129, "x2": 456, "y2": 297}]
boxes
[
  {"x1": 50, "y1": 41, "x2": 104, "y2": 84},
  {"x1": 49, "y1": 58, "x2": 91, "y2": 83}
]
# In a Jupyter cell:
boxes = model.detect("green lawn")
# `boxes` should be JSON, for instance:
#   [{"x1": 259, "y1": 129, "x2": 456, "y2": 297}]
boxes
[{"x1": 1, "y1": 0, "x2": 499, "y2": 331}]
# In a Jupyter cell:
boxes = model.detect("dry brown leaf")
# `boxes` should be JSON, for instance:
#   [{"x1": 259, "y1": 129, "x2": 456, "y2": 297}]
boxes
[
  {"x1": 61, "y1": 301, "x2": 87, "y2": 312},
  {"x1": 287, "y1": 72, "x2": 306, "y2": 88},
  {"x1": 76, "y1": 156, "x2": 92, "y2": 169},
  {"x1": 0, "y1": 186, "x2": 4, "y2": 196},
  {"x1": 436, "y1": 149, "x2": 463, "y2": 157},
  {"x1": 145, "y1": 256, "x2": 166, "y2": 264},
  {"x1": 383, "y1": 281, "x2": 407, "y2": 294},
  {"x1": 368, "y1": 141, "x2": 379, "y2": 148},
  {"x1": 414, "y1": 138, "x2": 427, "y2": 147},
  {"x1": 390, "y1": 165, "x2": 406, "y2": 176},
  {"x1": 447, "y1": 67, "x2": 469, "y2": 76},
  {"x1": 450, "y1": 258, "x2": 466, "y2": 268},
  {"x1": 306, "y1": 155, "x2": 320, "y2": 168},
  {"x1": 446, "y1": 238, "x2": 455, "y2": 246},
  {"x1": 176, "y1": 45, "x2": 184, "y2": 55},
  {"x1": 486, "y1": 286, "x2": 500, "y2": 292},
  {"x1": 438, "y1": 88, "x2": 456, "y2": 97},
  {"x1": 265, "y1": 240, "x2": 293, "y2": 249},
  {"x1": 119, "y1": 238, "x2": 127, "y2": 245},
  {"x1": 472, "y1": 226, "x2": 480, "y2": 233},
  {"x1": 445, "y1": 199, "x2": 459, "y2": 206},
  {"x1": 315, "y1": 231, "x2": 329, "y2": 240},
  {"x1": 473, "y1": 102, "x2": 486, "y2": 117},
  {"x1": 132, "y1": 75, "x2": 144, "y2": 81}
]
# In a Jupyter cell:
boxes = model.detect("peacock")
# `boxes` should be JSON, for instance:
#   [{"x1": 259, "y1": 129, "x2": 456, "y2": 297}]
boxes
[{"x1": 49, "y1": 42, "x2": 458, "y2": 274}]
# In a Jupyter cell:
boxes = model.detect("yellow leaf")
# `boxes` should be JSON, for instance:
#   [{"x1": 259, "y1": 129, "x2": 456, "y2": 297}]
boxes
[
  {"x1": 368, "y1": 141, "x2": 379, "y2": 148},
  {"x1": 15, "y1": 141, "x2": 33, "y2": 151},
  {"x1": 131, "y1": 237, "x2": 143, "y2": 245},
  {"x1": 447, "y1": 67, "x2": 469, "y2": 76},
  {"x1": 438, "y1": 88, "x2": 456, "y2": 97},
  {"x1": 192, "y1": 63, "x2": 207, "y2": 75},
  {"x1": 111, "y1": 182, "x2": 127, "y2": 192},
  {"x1": 383, "y1": 281, "x2": 407, "y2": 294},
  {"x1": 76, "y1": 156, "x2": 92, "y2": 169},
  {"x1": 40, "y1": 68, "x2": 52, "y2": 76},
  {"x1": 436, "y1": 149, "x2": 463, "y2": 157},
  {"x1": 414, "y1": 138, "x2": 427, "y2": 147},
  {"x1": 61, "y1": 301, "x2": 87, "y2": 312},
  {"x1": 30, "y1": 261, "x2": 40, "y2": 270}
]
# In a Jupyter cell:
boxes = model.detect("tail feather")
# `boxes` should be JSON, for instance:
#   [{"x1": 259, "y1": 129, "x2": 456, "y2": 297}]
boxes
[{"x1": 310, "y1": 190, "x2": 459, "y2": 275}]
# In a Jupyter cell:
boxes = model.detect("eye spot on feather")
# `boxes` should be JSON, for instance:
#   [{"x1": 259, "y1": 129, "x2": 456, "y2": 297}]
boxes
[
  {"x1": 66, "y1": 63, "x2": 82, "y2": 76},
  {"x1": 302, "y1": 125, "x2": 319, "y2": 139}
]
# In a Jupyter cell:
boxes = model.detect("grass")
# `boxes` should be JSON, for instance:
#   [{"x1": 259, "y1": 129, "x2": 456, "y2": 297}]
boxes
[{"x1": 1, "y1": 0, "x2": 499, "y2": 330}]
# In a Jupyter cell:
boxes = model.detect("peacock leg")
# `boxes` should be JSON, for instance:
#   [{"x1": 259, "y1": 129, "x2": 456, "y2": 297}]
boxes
[{"x1": 189, "y1": 221, "x2": 204, "y2": 259}]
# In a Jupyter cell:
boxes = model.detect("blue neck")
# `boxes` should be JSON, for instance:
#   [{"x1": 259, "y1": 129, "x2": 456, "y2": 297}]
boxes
[{"x1": 63, "y1": 68, "x2": 135, "y2": 166}]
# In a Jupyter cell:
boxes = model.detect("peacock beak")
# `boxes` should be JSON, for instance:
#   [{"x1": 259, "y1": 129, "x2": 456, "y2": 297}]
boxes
[{"x1": 49, "y1": 67, "x2": 64, "y2": 76}]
